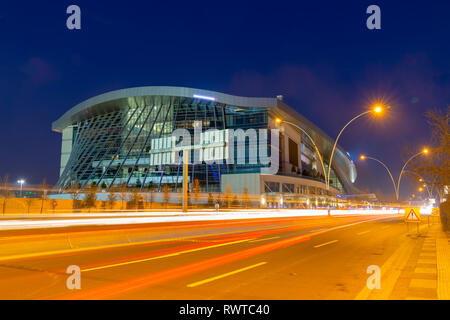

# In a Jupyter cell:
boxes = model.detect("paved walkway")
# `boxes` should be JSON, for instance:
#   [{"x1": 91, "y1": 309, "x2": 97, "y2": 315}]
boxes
[{"x1": 390, "y1": 220, "x2": 450, "y2": 300}]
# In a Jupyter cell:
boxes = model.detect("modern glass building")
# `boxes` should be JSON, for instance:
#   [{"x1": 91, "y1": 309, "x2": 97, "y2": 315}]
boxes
[{"x1": 53, "y1": 87, "x2": 357, "y2": 206}]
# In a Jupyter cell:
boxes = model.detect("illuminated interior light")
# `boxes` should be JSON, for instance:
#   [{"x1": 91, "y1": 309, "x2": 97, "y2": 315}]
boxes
[{"x1": 193, "y1": 94, "x2": 216, "y2": 101}]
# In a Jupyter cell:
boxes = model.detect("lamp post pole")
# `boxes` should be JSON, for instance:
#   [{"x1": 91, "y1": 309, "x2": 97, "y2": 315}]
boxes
[
  {"x1": 276, "y1": 105, "x2": 385, "y2": 191},
  {"x1": 360, "y1": 149, "x2": 429, "y2": 202},
  {"x1": 278, "y1": 120, "x2": 328, "y2": 189},
  {"x1": 396, "y1": 150, "x2": 428, "y2": 201},
  {"x1": 17, "y1": 179, "x2": 25, "y2": 197},
  {"x1": 326, "y1": 110, "x2": 374, "y2": 189},
  {"x1": 182, "y1": 150, "x2": 189, "y2": 213},
  {"x1": 360, "y1": 155, "x2": 397, "y2": 200}
]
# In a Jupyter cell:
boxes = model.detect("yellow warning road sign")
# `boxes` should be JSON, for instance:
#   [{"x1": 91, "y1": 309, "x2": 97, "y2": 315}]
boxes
[
  {"x1": 431, "y1": 208, "x2": 440, "y2": 216},
  {"x1": 404, "y1": 207, "x2": 421, "y2": 222}
]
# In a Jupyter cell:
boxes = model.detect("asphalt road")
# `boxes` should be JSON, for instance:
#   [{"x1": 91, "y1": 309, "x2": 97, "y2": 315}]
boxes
[{"x1": 0, "y1": 214, "x2": 431, "y2": 299}]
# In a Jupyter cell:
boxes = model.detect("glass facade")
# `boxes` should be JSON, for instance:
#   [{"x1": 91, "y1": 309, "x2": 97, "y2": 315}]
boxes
[{"x1": 56, "y1": 95, "x2": 268, "y2": 192}]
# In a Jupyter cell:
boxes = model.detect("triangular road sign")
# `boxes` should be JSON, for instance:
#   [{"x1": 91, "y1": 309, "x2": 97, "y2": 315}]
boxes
[{"x1": 406, "y1": 208, "x2": 420, "y2": 222}]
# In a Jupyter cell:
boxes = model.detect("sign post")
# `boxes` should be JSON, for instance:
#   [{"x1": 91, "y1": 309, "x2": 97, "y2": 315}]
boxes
[
  {"x1": 404, "y1": 207, "x2": 421, "y2": 233},
  {"x1": 431, "y1": 207, "x2": 440, "y2": 224}
]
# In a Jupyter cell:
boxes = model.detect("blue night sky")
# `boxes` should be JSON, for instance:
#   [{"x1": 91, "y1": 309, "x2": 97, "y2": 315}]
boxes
[{"x1": 0, "y1": 0, "x2": 448, "y2": 199}]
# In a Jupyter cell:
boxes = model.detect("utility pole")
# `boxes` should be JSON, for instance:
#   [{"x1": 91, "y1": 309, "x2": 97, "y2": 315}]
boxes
[{"x1": 182, "y1": 150, "x2": 189, "y2": 213}]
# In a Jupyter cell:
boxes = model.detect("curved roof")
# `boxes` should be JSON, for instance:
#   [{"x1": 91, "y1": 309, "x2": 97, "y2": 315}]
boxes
[{"x1": 52, "y1": 86, "x2": 278, "y2": 132}]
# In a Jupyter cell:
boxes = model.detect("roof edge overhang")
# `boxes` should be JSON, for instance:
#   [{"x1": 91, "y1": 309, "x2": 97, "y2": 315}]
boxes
[{"x1": 52, "y1": 86, "x2": 278, "y2": 132}]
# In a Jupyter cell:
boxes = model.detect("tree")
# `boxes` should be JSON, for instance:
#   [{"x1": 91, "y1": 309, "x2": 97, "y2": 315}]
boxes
[
  {"x1": 409, "y1": 108, "x2": 449, "y2": 202},
  {"x1": 1, "y1": 175, "x2": 10, "y2": 215},
  {"x1": 83, "y1": 182, "x2": 98, "y2": 212},
  {"x1": 225, "y1": 184, "x2": 232, "y2": 208},
  {"x1": 107, "y1": 191, "x2": 117, "y2": 210},
  {"x1": 25, "y1": 197, "x2": 34, "y2": 214},
  {"x1": 127, "y1": 187, "x2": 142, "y2": 211},
  {"x1": 70, "y1": 181, "x2": 81, "y2": 211},
  {"x1": 118, "y1": 182, "x2": 128, "y2": 210},
  {"x1": 146, "y1": 191, "x2": 153, "y2": 209},
  {"x1": 193, "y1": 179, "x2": 200, "y2": 208},
  {"x1": 207, "y1": 193, "x2": 214, "y2": 208},
  {"x1": 163, "y1": 184, "x2": 170, "y2": 209},
  {"x1": 242, "y1": 187, "x2": 250, "y2": 209},
  {"x1": 135, "y1": 179, "x2": 142, "y2": 189},
  {"x1": 232, "y1": 195, "x2": 240, "y2": 207},
  {"x1": 40, "y1": 178, "x2": 50, "y2": 214}
]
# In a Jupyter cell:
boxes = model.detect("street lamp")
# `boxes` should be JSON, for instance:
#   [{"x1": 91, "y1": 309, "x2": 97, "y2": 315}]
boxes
[
  {"x1": 360, "y1": 148, "x2": 429, "y2": 201},
  {"x1": 359, "y1": 155, "x2": 397, "y2": 199},
  {"x1": 275, "y1": 103, "x2": 387, "y2": 191},
  {"x1": 326, "y1": 104, "x2": 387, "y2": 189},
  {"x1": 274, "y1": 118, "x2": 327, "y2": 187},
  {"x1": 17, "y1": 179, "x2": 25, "y2": 197},
  {"x1": 396, "y1": 148, "x2": 429, "y2": 200},
  {"x1": 403, "y1": 170, "x2": 433, "y2": 199}
]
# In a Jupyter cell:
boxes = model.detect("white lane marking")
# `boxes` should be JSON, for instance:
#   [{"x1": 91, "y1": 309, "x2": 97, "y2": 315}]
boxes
[
  {"x1": 187, "y1": 262, "x2": 267, "y2": 287},
  {"x1": 248, "y1": 236, "x2": 281, "y2": 243},
  {"x1": 314, "y1": 240, "x2": 339, "y2": 248}
]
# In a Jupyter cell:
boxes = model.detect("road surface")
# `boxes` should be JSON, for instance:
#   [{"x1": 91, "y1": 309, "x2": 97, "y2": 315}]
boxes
[{"x1": 0, "y1": 213, "x2": 444, "y2": 299}]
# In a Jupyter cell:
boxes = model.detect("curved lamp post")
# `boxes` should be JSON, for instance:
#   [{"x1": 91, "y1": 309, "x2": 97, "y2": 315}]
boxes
[
  {"x1": 326, "y1": 105, "x2": 386, "y2": 189},
  {"x1": 359, "y1": 155, "x2": 397, "y2": 199},
  {"x1": 359, "y1": 148, "x2": 429, "y2": 201},
  {"x1": 396, "y1": 148, "x2": 429, "y2": 200},
  {"x1": 275, "y1": 104, "x2": 387, "y2": 191},
  {"x1": 275, "y1": 118, "x2": 327, "y2": 187}
]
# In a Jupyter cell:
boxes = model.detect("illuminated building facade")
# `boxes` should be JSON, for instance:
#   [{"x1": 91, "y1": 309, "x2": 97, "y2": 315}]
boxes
[{"x1": 53, "y1": 87, "x2": 357, "y2": 207}]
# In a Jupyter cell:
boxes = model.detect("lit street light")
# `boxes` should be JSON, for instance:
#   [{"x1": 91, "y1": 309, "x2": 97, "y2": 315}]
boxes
[
  {"x1": 17, "y1": 179, "x2": 25, "y2": 197},
  {"x1": 359, "y1": 148, "x2": 429, "y2": 201},
  {"x1": 274, "y1": 118, "x2": 327, "y2": 188},
  {"x1": 326, "y1": 104, "x2": 387, "y2": 190},
  {"x1": 396, "y1": 148, "x2": 429, "y2": 200},
  {"x1": 275, "y1": 103, "x2": 387, "y2": 191},
  {"x1": 359, "y1": 155, "x2": 397, "y2": 199},
  {"x1": 403, "y1": 170, "x2": 433, "y2": 199}
]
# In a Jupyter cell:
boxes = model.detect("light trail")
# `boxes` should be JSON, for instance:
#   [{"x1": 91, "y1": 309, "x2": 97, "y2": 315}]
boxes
[
  {"x1": 82, "y1": 238, "x2": 252, "y2": 272},
  {"x1": 0, "y1": 209, "x2": 399, "y2": 231},
  {"x1": 60, "y1": 216, "x2": 387, "y2": 299}
]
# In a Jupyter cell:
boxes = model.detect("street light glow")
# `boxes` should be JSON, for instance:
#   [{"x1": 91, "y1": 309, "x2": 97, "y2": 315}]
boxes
[
  {"x1": 360, "y1": 155, "x2": 366, "y2": 160},
  {"x1": 275, "y1": 118, "x2": 282, "y2": 124},
  {"x1": 423, "y1": 148, "x2": 429, "y2": 154},
  {"x1": 374, "y1": 106, "x2": 382, "y2": 113}
]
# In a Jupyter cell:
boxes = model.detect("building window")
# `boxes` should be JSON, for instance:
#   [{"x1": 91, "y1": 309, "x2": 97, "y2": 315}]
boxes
[
  {"x1": 282, "y1": 183, "x2": 294, "y2": 193},
  {"x1": 288, "y1": 138, "x2": 299, "y2": 167},
  {"x1": 264, "y1": 181, "x2": 280, "y2": 193}
]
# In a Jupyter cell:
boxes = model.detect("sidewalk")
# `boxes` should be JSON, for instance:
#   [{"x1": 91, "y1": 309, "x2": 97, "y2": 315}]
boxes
[{"x1": 392, "y1": 220, "x2": 449, "y2": 300}]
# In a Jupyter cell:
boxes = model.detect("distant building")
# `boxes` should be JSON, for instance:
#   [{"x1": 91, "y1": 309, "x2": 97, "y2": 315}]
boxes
[{"x1": 52, "y1": 87, "x2": 358, "y2": 207}]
